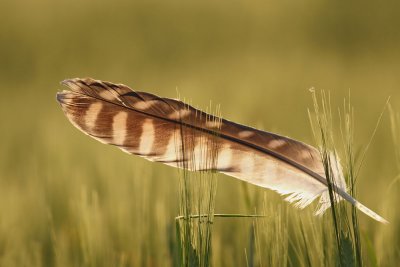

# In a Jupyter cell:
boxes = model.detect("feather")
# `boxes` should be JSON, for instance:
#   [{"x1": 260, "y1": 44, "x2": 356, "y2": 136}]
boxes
[{"x1": 56, "y1": 78, "x2": 388, "y2": 224}]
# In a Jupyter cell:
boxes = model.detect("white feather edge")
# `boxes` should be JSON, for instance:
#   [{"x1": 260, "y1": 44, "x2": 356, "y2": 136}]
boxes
[
  {"x1": 288, "y1": 153, "x2": 388, "y2": 224},
  {"x1": 223, "y1": 151, "x2": 388, "y2": 224}
]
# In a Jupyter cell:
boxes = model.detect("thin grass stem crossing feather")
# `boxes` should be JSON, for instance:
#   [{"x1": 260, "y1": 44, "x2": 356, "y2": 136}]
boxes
[{"x1": 56, "y1": 78, "x2": 388, "y2": 224}]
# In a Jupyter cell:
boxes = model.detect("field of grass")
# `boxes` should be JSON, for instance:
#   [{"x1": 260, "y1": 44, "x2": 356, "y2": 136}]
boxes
[{"x1": 1, "y1": 0, "x2": 400, "y2": 266}]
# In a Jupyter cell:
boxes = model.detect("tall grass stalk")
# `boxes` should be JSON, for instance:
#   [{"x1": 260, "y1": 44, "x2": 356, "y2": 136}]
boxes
[
  {"x1": 173, "y1": 90, "x2": 388, "y2": 266},
  {"x1": 175, "y1": 103, "x2": 221, "y2": 267},
  {"x1": 251, "y1": 194, "x2": 289, "y2": 267},
  {"x1": 307, "y1": 89, "x2": 379, "y2": 267}
]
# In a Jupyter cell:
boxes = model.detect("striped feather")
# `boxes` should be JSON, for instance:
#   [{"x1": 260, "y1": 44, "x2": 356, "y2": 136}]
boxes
[{"x1": 56, "y1": 78, "x2": 388, "y2": 223}]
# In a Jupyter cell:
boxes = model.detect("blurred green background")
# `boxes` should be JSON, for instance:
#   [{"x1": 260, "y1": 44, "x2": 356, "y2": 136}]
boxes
[{"x1": 1, "y1": 0, "x2": 400, "y2": 266}]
